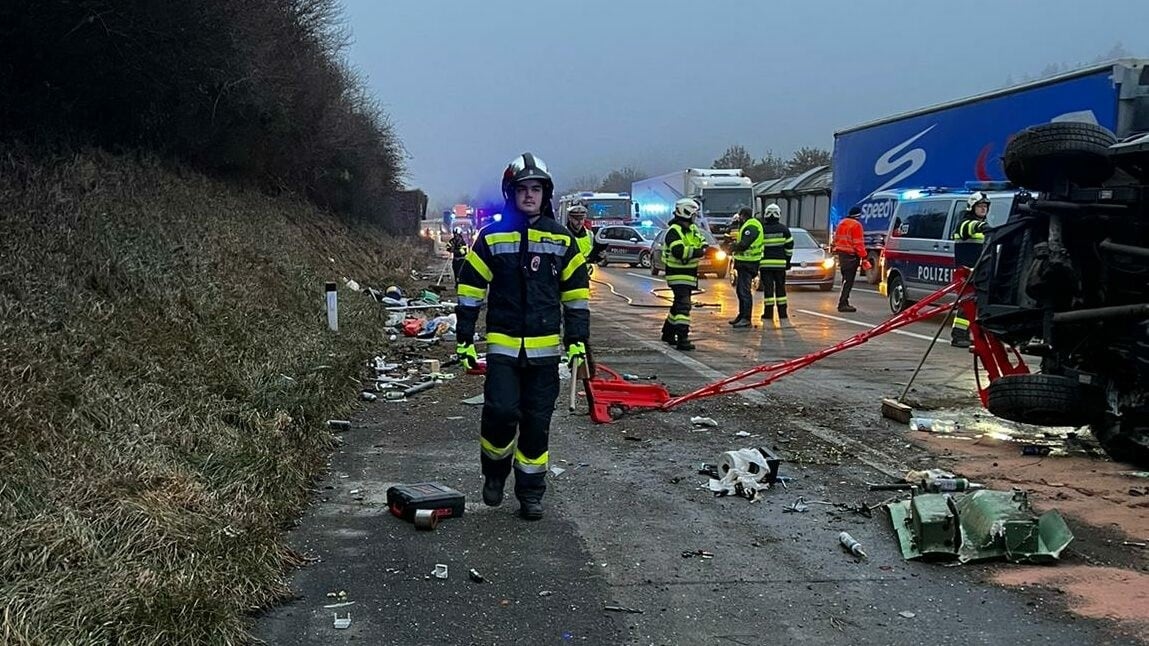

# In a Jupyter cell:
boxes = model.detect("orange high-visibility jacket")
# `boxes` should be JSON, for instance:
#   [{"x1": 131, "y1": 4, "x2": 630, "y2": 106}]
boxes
[{"x1": 832, "y1": 217, "x2": 867, "y2": 259}]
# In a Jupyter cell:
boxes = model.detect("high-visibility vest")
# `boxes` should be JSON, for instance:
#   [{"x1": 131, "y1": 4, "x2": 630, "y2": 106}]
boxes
[
  {"x1": 733, "y1": 217, "x2": 765, "y2": 262},
  {"x1": 662, "y1": 222, "x2": 703, "y2": 270}
]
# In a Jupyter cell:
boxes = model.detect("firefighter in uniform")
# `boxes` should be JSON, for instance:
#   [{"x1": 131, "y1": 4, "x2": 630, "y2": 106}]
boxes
[
  {"x1": 448, "y1": 227, "x2": 469, "y2": 284},
  {"x1": 454, "y1": 153, "x2": 590, "y2": 520},
  {"x1": 660, "y1": 198, "x2": 707, "y2": 351},
  {"x1": 758, "y1": 203, "x2": 795, "y2": 326},
  {"x1": 950, "y1": 192, "x2": 989, "y2": 348},
  {"x1": 729, "y1": 207, "x2": 763, "y2": 327}
]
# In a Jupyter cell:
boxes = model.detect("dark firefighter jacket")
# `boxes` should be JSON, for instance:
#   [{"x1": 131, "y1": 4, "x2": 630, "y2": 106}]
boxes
[{"x1": 455, "y1": 213, "x2": 590, "y2": 364}]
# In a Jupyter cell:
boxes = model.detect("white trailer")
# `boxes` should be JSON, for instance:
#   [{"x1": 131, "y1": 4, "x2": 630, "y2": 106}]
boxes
[{"x1": 631, "y1": 168, "x2": 754, "y2": 233}]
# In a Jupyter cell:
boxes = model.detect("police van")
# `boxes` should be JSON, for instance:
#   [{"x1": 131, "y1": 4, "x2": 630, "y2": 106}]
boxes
[{"x1": 878, "y1": 183, "x2": 1017, "y2": 313}]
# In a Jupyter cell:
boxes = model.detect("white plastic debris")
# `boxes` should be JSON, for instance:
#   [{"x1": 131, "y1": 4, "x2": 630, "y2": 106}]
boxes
[
  {"x1": 333, "y1": 612, "x2": 352, "y2": 629},
  {"x1": 432, "y1": 564, "x2": 448, "y2": 579},
  {"x1": 691, "y1": 416, "x2": 719, "y2": 428},
  {"x1": 734, "y1": 430, "x2": 751, "y2": 437}
]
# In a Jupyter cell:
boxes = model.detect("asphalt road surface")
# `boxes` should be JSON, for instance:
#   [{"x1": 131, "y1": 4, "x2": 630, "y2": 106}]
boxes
[{"x1": 253, "y1": 265, "x2": 1141, "y2": 646}]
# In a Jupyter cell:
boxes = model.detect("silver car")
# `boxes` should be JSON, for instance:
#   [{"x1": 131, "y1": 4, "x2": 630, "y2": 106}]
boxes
[{"x1": 727, "y1": 227, "x2": 835, "y2": 291}]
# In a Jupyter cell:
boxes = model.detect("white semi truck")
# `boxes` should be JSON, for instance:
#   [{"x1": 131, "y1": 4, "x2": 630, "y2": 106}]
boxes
[{"x1": 631, "y1": 168, "x2": 755, "y2": 234}]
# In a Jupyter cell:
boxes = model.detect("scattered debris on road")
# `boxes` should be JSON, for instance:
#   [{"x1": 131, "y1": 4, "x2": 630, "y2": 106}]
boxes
[
  {"x1": 681, "y1": 549, "x2": 714, "y2": 559},
  {"x1": 691, "y1": 416, "x2": 719, "y2": 428},
  {"x1": 468, "y1": 568, "x2": 486, "y2": 583},
  {"x1": 838, "y1": 531, "x2": 868, "y2": 559},
  {"x1": 431, "y1": 564, "x2": 448, "y2": 579},
  {"x1": 887, "y1": 489, "x2": 1073, "y2": 564},
  {"x1": 333, "y1": 612, "x2": 351, "y2": 629},
  {"x1": 604, "y1": 605, "x2": 644, "y2": 614},
  {"x1": 327, "y1": 420, "x2": 351, "y2": 432},
  {"x1": 706, "y1": 447, "x2": 783, "y2": 501}
]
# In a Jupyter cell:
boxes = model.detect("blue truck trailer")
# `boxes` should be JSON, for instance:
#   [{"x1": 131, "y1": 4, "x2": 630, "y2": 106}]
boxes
[{"x1": 831, "y1": 59, "x2": 1149, "y2": 282}]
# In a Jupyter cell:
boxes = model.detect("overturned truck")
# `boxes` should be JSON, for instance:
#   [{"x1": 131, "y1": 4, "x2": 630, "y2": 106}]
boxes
[{"x1": 976, "y1": 121, "x2": 1149, "y2": 466}]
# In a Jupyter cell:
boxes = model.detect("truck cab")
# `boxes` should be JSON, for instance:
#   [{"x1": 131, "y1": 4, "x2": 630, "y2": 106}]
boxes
[
  {"x1": 557, "y1": 192, "x2": 632, "y2": 231},
  {"x1": 878, "y1": 183, "x2": 1017, "y2": 313}
]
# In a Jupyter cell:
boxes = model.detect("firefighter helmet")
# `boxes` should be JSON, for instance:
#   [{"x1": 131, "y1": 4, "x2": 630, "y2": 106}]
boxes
[
  {"x1": 673, "y1": 198, "x2": 701, "y2": 220},
  {"x1": 967, "y1": 192, "x2": 991, "y2": 210},
  {"x1": 501, "y1": 152, "x2": 554, "y2": 202},
  {"x1": 567, "y1": 204, "x2": 588, "y2": 218},
  {"x1": 764, "y1": 203, "x2": 782, "y2": 219}
]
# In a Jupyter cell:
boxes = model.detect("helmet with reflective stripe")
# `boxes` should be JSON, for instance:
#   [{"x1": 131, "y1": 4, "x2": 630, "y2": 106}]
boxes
[
  {"x1": 673, "y1": 197, "x2": 701, "y2": 220},
  {"x1": 764, "y1": 203, "x2": 781, "y2": 219},
  {"x1": 967, "y1": 191, "x2": 990, "y2": 209},
  {"x1": 502, "y1": 152, "x2": 554, "y2": 202},
  {"x1": 567, "y1": 204, "x2": 588, "y2": 218}
]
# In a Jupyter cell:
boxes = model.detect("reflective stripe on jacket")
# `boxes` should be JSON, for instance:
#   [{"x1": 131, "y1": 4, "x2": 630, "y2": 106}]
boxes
[
  {"x1": 832, "y1": 216, "x2": 867, "y2": 259},
  {"x1": 455, "y1": 215, "x2": 590, "y2": 364},
  {"x1": 759, "y1": 219, "x2": 794, "y2": 268},
  {"x1": 732, "y1": 217, "x2": 764, "y2": 262}
]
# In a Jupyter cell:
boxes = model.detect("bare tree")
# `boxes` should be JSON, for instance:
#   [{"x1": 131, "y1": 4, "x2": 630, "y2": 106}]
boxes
[
  {"x1": 712, "y1": 145, "x2": 754, "y2": 171},
  {"x1": 557, "y1": 174, "x2": 601, "y2": 196},
  {"x1": 783, "y1": 147, "x2": 831, "y2": 175},
  {"x1": 598, "y1": 166, "x2": 644, "y2": 193}
]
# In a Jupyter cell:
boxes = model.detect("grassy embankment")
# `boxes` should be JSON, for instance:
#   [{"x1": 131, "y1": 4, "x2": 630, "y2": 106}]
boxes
[{"x1": 0, "y1": 148, "x2": 427, "y2": 644}]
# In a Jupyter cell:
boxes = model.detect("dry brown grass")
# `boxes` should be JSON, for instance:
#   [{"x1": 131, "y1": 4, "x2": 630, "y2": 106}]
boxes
[{"x1": 0, "y1": 147, "x2": 427, "y2": 644}]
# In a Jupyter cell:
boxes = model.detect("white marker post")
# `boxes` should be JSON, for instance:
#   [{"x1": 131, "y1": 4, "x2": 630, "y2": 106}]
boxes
[{"x1": 325, "y1": 282, "x2": 338, "y2": 332}]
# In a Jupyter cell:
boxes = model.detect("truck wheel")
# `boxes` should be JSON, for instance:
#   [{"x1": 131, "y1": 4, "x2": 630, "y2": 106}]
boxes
[
  {"x1": 865, "y1": 251, "x2": 881, "y2": 284},
  {"x1": 1091, "y1": 413, "x2": 1149, "y2": 468},
  {"x1": 985, "y1": 374, "x2": 1100, "y2": 427},
  {"x1": 887, "y1": 274, "x2": 912, "y2": 314},
  {"x1": 1003, "y1": 122, "x2": 1117, "y2": 191},
  {"x1": 638, "y1": 251, "x2": 652, "y2": 268}
]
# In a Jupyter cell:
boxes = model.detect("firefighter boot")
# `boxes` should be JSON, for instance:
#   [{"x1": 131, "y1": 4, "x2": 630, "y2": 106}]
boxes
[
  {"x1": 676, "y1": 330, "x2": 696, "y2": 351},
  {"x1": 951, "y1": 328, "x2": 971, "y2": 349},
  {"x1": 661, "y1": 320, "x2": 677, "y2": 344},
  {"x1": 760, "y1": 306, "x2": 774, "y2": 321},
  {"x1": 482, "y1": 474, "x2": 506, "y2": 507},
  {"x1": 515, "y1": 479, "x2": 545, "y2": 520},
  {"x1": 778, "y1": 304, "x2": 792, "y2": 328}
]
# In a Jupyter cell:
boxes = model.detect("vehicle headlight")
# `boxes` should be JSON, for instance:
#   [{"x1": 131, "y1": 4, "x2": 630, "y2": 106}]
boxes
[
  {"x1": 821, "y1": 257, "x2": 836, "y2": 269},
  {"x1": 714, "y1": 250, "x2": 727, "y2": 261}
]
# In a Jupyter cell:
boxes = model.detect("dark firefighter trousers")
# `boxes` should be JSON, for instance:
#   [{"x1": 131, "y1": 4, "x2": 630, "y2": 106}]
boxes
[
  {"x1": 451, "y1": 258, "x2": 466, "y2": 284},
  {"x1": 759, "y1": 268, "x2": 788, "y2": 319},
  {"x1": 480, "y1": 358, "x2": 560, "y2": 503},
  {"x1": 666, "y1": 283, "x2": 694, "y2": 336}
]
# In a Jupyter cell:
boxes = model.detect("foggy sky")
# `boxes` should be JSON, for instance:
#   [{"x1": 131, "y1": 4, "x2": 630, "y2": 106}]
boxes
[{"x1": 338, "y1": 0, "x2": 1147, "y2": 208}]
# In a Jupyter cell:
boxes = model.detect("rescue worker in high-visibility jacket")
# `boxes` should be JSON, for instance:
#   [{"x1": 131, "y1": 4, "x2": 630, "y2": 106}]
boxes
[
  {"x1": 454, "y1": 152, "x2": 590, "y2": 520},
  {"x1": 565, "y1": 203, "x2": 594, "y2": 267},
  {"x1": 758, "y1": 203, "x2": 795, "y2": 326},
  {"x1": 950, "y1": 192, "x2": 989, "y2": 348},
  {"x1": 448, "y1": 227, "x2": 469, "y2": 284},
  {"x1": 832, "y1": 206, "x2": 871, "y2": 312},
  {"x1": 729, "y1": 207, "x2": 763, "y2": 327},
  {"x1": 660, "y1": 198, "x2": 707, "y2": 351}
]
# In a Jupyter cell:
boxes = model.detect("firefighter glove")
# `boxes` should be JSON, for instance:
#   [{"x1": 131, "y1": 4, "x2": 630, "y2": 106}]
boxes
[
  {"x1": 456, "y1": 342, "x2": 479, "y2": 370},
  {"x1": 565, "y1": 341, "x2": 587, "y2": 368},
  {"x1": 861, "y1": 258, "x2": 873, "y2": 272}
]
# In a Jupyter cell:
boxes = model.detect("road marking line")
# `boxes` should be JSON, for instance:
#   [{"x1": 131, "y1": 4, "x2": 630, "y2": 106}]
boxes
[
  {"x1": 795, "y1": 309, "x2": 939, "y2": 342},
  {"x1": 602, "y1": 320, "x2": 904, "y2": 478},
  {"x1": 625, "y1": 272, "x2": 664, "y2": 282}
]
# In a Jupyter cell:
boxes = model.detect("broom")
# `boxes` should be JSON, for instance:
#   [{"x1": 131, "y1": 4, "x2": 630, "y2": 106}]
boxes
[{"x1": 880, "y1": 242, "x2": 991, "y2": 424}]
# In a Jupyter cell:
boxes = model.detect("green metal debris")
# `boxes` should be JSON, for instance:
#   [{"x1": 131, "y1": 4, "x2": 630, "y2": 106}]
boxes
[{"x1": 887, "y1": 489, "x2": 1073, "y2": 564}]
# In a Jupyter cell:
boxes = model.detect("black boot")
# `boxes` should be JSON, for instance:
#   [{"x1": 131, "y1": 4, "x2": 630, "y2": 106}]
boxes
[
  {"x1": 482, "y1": 474, "x2": 506, "y2": 507},
  {"x1": 731, "y1": 318, "x2": 751, "y2": 328},
  {"x1": 661, "y1": 320, "x2": 677, "y2": 344},
  {"x1": 518, "y1": 498, "x2": 544, "y2": 520},
  {"x1": 676, "y1": 331, "x2": 695, "y2": 351},
  {"x1": 951, "y1": 329, "x2": 971, "y2": 348},
  {"x1": 760, "y1": 308, "x2": 774, "y2": 321}
]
